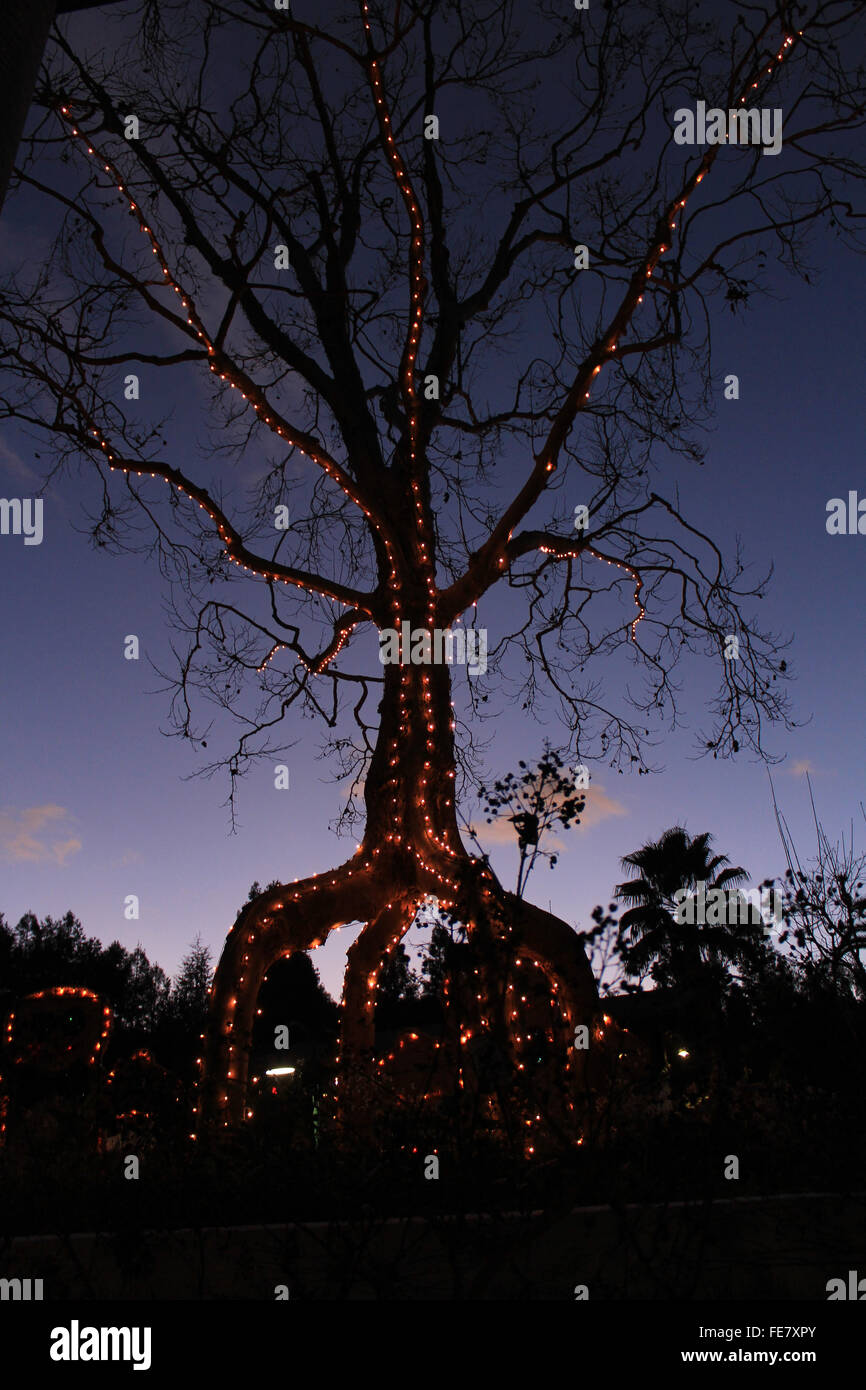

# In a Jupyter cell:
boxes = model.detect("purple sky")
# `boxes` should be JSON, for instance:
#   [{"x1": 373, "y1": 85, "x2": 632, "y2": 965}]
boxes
[{"x1": 1, "y1": 4, "x2": 864, "y2": 1000}]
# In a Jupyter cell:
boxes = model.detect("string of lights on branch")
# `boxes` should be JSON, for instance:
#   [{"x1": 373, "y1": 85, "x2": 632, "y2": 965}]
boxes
[
  {"x1": 55, "y1": 104, "x2": 397, "y2": 620},
  {"x1": 534, "y1": 26, "x2": 800, "y2": 643}
]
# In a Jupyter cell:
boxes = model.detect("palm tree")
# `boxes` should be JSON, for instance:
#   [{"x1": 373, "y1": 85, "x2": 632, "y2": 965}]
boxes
[{"x1": 615, "y1": 827, "x2": 758, "y2": 991}]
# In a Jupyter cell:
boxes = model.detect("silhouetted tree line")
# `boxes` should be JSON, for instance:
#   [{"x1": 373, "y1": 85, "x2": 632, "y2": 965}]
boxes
[
  {"x1": 2, "y1": 815, "x2": 865, "y2": 1158},
  {"x1": 0, "y1": 910, "x2": 211, "y2": 1080}
]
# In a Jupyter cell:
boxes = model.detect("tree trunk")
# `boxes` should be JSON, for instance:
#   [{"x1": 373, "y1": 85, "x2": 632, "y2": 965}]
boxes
[
  {"x1": 199, "y1": 652, "x2": 600, "y2": 1130},
  {"x1": 0, "y1": 1, "x2": 57, "y2": 215}
]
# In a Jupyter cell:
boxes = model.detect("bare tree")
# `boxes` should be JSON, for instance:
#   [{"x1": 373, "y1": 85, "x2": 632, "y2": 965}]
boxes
[
  {"x1": 1, "y1": 0, "x2": 864, "y2": 1126},
  {"x1": 770, "y1": 774, "x2": 866, "y2": 998}
]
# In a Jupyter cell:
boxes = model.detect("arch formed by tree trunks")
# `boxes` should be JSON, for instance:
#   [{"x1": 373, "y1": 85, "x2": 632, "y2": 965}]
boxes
[{"x1": 199, "y1": 845, "x2": 600, "y2": 1132}]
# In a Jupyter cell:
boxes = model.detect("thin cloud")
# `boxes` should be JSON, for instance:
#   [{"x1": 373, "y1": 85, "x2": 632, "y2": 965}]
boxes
[
  {"x1": 0, "y1": 439, "x2": 42, "y2": 489},
  {"x1": 787, "y1": 759, "x2": 815, "y2": 777},
  {"x1": 579, "y1": 786, "x2": 628, "y2": 828},
  {"x1": 0, "y1": 805, "x2": 82, "y2": 866},
  {"x1": 0, "y1": 441, "x2": 67, "y2": 517},
  {"x1": 472, "y1": 784, "x2": 627, "y2": 846}
]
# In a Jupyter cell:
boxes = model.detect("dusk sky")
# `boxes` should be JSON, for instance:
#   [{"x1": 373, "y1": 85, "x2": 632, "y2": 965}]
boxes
[{"x1": 1, "y1": 0, "x2": 863, "y2": 1002}]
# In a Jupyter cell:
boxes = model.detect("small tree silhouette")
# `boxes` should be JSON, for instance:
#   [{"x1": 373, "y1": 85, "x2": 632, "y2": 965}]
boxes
[{"x1": 471, "y1": 743, "x2": 586, "y2": 898}]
